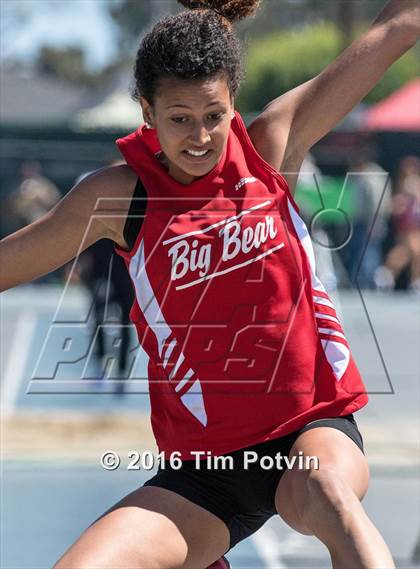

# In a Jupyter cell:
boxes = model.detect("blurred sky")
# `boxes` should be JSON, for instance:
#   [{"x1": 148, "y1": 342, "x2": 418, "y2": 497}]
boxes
[{"x1": 0, "y1": 0, "x2": 117, "y2": 70}]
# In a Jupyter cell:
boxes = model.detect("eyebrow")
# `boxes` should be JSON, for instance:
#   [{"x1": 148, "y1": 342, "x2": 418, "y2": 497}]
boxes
[{"x1": 166, "y1": 102, "x2": 225, "y2": 109}]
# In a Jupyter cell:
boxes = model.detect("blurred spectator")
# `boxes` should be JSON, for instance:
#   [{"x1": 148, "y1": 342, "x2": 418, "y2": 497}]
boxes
[
  {"x1": 7, "y1": 161, "x2": 62, "y2": 284},
  {"x1": 9, "y1": 161, "x2": 61, "y2": 227},
  {"x1": 341, "y1": 154, "x2": 391, "y2": 289},
  {"x1": 375, "y1": 156, "x2": 420, "y2": 292}
]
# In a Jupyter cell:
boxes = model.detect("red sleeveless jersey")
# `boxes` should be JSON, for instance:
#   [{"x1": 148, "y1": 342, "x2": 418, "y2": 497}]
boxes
[{"x1": 115, "y1": 111, "x2": 368, "y2": 459}]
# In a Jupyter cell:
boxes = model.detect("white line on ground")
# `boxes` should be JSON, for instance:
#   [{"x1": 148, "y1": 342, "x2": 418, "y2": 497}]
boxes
[
  {"x1": 1, "y1": 311, "x2": 36, "y2": 418},
  {"x1": 251, "y1": 522, "x2": 314, "y2": 569},
  {"x1": 251, "y1": 524, "x2": 287, "y2": 569}
]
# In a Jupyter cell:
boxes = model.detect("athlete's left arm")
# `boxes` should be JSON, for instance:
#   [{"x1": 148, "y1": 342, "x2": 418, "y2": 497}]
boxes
[{"x1": 248, "y1": 0, "x2": 419, "y2": 192}]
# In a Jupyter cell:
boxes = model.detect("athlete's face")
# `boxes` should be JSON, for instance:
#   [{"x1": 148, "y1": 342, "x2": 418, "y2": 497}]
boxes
[{"x1": 140, "y1": 75, "x2": 234, "y2": 185}]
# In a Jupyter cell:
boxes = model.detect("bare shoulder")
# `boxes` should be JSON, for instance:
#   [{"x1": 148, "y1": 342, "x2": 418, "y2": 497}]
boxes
[
  {"x1": 246, "y1": 110, "x2": 291, "y2": 173},
  {"x1": 79, "y1": 163, "x2": 137, "y2": 200},
  {"x1": 77, "y1": 164, "x2": 138, "y2": 247},
  {"x1": 246, "y1": 111, "x2": 305, "y2": 194}
]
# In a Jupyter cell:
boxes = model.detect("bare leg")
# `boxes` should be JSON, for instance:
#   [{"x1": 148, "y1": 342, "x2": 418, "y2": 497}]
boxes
[
  {"x1": 275, "y1": 427, "x2": 395, "y2": 568},
  {"x1": 406, "y1": 230, "x2": 420, "y2": 286},
  {"x1": 385, "y1": 242, "x2": 410, "y2": 283},
  {"x1": 53, "y1": 485, "x2": 230, "y2": 569}
]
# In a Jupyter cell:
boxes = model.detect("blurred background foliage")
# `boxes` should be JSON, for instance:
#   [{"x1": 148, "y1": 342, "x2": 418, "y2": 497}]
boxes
[
  {"x1": 3, "y1": 0, "x2": 418, "y2": 110},
  {"x1": 236, "y1": 22, "x2": 418, "y2": 112},
  {"x1": 1, "y1": 0, "x2": 419, "y2": 291}
]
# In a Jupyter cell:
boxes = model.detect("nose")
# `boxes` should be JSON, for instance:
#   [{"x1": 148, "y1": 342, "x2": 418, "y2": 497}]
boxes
[{"x1": 190, "y1": 121, "x2": 211, "y2": 146}]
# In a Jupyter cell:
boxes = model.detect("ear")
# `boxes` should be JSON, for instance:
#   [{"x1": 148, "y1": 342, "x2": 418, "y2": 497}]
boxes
[
  {"x1": 139, "y1": 96, "x2": 154, "y2": 126},
  {"x1": 230, "y1": 95, "x2": 235, "y2": 118}
]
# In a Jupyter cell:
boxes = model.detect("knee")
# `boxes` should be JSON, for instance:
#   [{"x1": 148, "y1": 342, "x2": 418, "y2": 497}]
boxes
[{"x1": 303, "y1": 467, "x2": 355, "y2": 525}]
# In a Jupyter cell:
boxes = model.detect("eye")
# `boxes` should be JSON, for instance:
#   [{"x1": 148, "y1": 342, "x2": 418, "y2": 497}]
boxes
[
  {"x1": 207, "y1": 112, "x2": 224, "y2": 121},
  {"x1": 171, "y1": 116, "x2": 188, "y2": 124}
]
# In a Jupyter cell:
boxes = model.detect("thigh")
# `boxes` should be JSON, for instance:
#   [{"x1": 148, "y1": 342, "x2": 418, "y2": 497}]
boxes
[
  {"x1": 53, "y1": 485, "x2": 230, "y2": 569},
  {"x1": 274, "y1": 422, "x2": 370, "y2": 536},
  {"x1": 143, "y1": 454, "x2": 276, "y2": 552}
]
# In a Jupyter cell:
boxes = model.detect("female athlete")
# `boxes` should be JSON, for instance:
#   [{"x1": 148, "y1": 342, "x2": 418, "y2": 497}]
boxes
[{"x1": 1, "y1": 1, "x2": 418, "y2": 567}]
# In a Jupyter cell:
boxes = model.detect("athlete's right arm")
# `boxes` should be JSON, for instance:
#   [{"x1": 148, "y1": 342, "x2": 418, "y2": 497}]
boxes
[{"x1": 0, "y1": 165, "x2": 137, "y2": 292}]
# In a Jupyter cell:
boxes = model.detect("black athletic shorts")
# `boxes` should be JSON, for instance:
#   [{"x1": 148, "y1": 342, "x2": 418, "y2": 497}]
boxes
[{"x1": 143, "y1": 413, "x2": 364, "y2": 550}]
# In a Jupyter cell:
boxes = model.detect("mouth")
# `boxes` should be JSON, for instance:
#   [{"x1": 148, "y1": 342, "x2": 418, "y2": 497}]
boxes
[{"x1": 182, "y1": 149, "x2": 213, "y2": 163}]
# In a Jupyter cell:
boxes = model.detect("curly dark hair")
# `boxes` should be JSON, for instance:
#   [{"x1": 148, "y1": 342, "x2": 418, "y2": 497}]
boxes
[{"x1": 132, "y1": 0, "x2": 261, "y2": 104}]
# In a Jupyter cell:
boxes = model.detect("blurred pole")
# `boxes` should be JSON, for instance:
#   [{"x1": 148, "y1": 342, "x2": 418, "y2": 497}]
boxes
[{"x1": 336, "y1": 0, "x2": 358, "y2": 49}]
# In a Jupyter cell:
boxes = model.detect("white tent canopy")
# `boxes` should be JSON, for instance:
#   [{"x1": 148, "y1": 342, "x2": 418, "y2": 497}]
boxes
[{"x1": 74, "y1": 90, "x2": 144, "y2": 130}]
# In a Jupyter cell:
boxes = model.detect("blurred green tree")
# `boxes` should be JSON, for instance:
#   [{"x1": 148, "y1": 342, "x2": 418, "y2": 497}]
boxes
[
  {"x1": 109, "y1": 0, "x2": 153, "y2": 54},
  {"x1": 34, "y1": 0, "x2": 410, "y2": 107},
  {"x1": 108, "y1": 0, "x2": 176, "y2": 55},
  {"x1": 105, "y1": 0, "x2": 385, "y2": 48},
  {"x1": 236, "y1": 22, "x2": 419, "y2": 112},
  {"x1": 237, "y1": 0, "x2": 385, "y2": 42},
  {"x1": 37, "y1": 46, "x2": 88, "y2": 83},
  {"x1": 35, "y1": 46, "x2": 122, "y2": 87}
]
